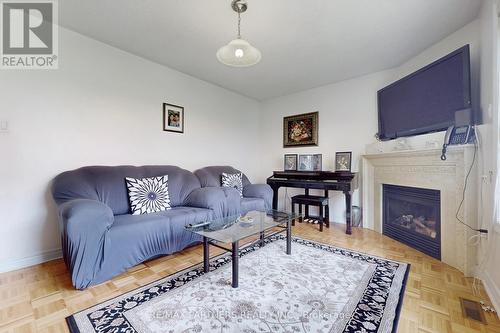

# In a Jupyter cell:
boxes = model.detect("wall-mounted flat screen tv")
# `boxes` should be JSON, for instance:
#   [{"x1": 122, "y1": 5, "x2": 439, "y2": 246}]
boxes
[{"x1": 377, "y1": 45, "x2": 472, "y2": 141}]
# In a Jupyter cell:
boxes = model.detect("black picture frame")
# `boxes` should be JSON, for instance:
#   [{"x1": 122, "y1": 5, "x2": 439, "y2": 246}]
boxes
[
  {"x1": 312, "y1": 154, "x2": 322, "y2": 171},
  {"x1": 163, "y1": 103, "x2": 184, "y2": 133},
  {"x1": 335, "y1": 151, "x2": 352, "y2": 172},
  {"x1": 283, "y1": 112, "x2": 319, "y2": 148},
  {"x1": 284, "y1": 154, "x2": 298, "y2": 171},
  {"x1": 298, "y1": 154, "x2": 314, "y2": 171}
]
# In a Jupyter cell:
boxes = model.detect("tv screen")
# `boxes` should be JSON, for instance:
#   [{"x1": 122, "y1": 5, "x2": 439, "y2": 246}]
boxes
[{"x1": 377, "y1": 45, "x2": 472, "y2": 141}]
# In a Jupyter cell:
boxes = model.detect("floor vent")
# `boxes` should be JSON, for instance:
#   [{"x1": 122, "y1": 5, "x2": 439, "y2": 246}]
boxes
[{"x1": 460, "y1": 298, "x2": 487, "y2": 324}]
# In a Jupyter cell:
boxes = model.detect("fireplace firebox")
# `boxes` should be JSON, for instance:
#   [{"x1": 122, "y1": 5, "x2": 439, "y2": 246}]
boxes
[{"x1": 383, "y1": 184, "x2": 441, "y2": 260}]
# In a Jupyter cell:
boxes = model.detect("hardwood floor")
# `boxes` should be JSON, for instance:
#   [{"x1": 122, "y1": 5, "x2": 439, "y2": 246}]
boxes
[{"x1": 0, "y1": 222, "x2": 499, "y2": 333}]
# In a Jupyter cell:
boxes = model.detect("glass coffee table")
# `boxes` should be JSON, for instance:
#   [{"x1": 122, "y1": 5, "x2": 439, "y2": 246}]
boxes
[{"x1": 185, "y1": 210, "x2": 297, "y2": 288}]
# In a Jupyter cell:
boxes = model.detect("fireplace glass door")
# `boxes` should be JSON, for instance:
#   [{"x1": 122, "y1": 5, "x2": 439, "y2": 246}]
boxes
[{"x1": 383, "y1": 184, "x2": 441, "y2": 260}]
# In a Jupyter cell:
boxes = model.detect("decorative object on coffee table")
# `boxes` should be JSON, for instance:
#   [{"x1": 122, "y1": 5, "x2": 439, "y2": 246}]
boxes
[
  {"x1": 284, "y1": 154, "x2": 298, "y2": 171},
  {"x1": 283, "y1": 112, "x2": 318, "y2": 147},
  {"x1": 335, "y1": 151, "x2": 352, "y2": 172},
  {"x1": 163, "y1": 103, "x2": 184, "y2": 133}
]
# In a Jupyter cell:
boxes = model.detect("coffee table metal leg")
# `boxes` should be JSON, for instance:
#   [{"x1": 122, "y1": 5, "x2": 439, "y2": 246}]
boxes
[
  {"x1": 260, "y1": 231, "x2": 264, "y2": 247},
  {"x1": 203, "y1": 236, "x2": 209, "y2": 273},
  {"x1": 232, "y1": 241, "x2": 239, "y2": 288},
  {"x1": 286, "y1": 218, "x2": 292, "y2": 255}
]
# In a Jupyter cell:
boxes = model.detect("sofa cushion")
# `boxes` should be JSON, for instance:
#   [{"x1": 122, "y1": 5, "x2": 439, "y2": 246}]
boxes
[
  {"x1": 126, "y1": 175, "x2": 171, "y2": 215},
  {"x1": 53, "y1": 165, "x2": 201, "y2": 215},
  {"x1": 241, "y1": 197, "x2": 266, "y2": 214},
  {"x1": 194, "y1": 166, "x2": 251, "y2": 188},
  {"x1": 109, "y1": 206, "x2": 211, "y2": 257},
  {"x1": 98, "y1": 206, "x2": 213, "y2": 285},
  {"x1": 112, "y1": 206, "x2": 212, "y2": 229},
  {"x1": 221, "y1": 172, "x2": 243, "y2": 197}
]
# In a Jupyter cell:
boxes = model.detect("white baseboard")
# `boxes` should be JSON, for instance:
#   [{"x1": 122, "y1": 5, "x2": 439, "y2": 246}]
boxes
[
  {"x1": 481, "y1": 270, "x2": 500, "y2": 313},
  {"x1": 0, "y1": 249, "x2": 63, "y2": 274}
]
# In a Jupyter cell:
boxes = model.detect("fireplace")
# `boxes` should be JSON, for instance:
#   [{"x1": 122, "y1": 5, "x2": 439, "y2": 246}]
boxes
[{"x1": 383, "y1": 184, "x2": 441, "y2": 260}]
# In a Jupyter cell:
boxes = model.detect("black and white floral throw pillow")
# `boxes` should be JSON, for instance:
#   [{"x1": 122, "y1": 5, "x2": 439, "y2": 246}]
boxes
[
  {"x1": 221, "y1": 172, "x2": 243, "y2": 197},
  {"x1": 126, "y1": 175, "x2": 171, "y2": 215}
]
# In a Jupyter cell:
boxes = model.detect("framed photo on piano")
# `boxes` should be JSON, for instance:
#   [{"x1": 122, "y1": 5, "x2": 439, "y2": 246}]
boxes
[
  {"x1": 298, "y1": 154, "x2": 313, "y2": 171},
  {"x1": 298, "y1": 154, "x2": 322, "y2": 171},
  {"x1": 312, "y1": 154, "x2": 322, "y2": 171},
  {"x1": 335, "y1": 151, "x2": 352, "y2": 172},
  {"x1": 284, "y1": 154, "x2": 298, "y2": 171}
]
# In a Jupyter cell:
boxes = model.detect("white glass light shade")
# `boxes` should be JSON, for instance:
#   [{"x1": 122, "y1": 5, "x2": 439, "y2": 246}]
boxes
[{"x1": 216, "y1": 38, "x2": 261, "y2": 67}]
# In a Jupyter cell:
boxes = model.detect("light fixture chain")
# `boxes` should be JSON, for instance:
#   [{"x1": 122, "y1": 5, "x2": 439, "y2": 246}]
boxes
[{"x1": 237, "y1": 10, "x2": 241, "y2": 38}]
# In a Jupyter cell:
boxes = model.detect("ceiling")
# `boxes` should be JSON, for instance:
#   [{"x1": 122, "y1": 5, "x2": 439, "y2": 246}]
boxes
[{"x1": 59, "y1": 0, "x2": 482, "y2": 101}]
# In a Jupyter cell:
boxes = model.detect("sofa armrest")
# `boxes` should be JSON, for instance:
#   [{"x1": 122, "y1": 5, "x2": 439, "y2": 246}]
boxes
[
  {"x1": 60, "y1": 199, "x2": 114, "y2": 236},
  {"x1": 243, "y1": 184, "x2": 273, "y2": 211},
  {"x1": 184, "y1": 187, "x2": 241, "y2": 218},
  {"x1": 58, "y1": 199, "x2": 114, "y2": 289}
]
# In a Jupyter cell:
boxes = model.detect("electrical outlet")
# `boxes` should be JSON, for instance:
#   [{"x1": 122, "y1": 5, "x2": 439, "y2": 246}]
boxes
[
  {"x1": 0, "y1": 120, "x2": 9, "y2": 133},
  {"x1": 481, "y1": 172, "x2": 495, "y2": 184},
  {"x1": 488, "y1": 104, "x2": 493, "y2": 120}
]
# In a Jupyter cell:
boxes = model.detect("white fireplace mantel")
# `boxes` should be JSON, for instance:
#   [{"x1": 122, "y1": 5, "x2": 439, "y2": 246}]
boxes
[{"x1": 361, "y1": 145, "x2": 478, "y2": 276}]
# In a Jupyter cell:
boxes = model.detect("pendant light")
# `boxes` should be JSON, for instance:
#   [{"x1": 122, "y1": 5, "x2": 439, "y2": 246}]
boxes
[{"x1": 217, "y1": 0, "x2": 261, "y2": 67}]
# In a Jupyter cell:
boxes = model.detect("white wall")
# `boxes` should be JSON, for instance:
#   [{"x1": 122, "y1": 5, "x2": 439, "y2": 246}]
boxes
[
  {"x1": 365, "y1": 20, "x2": 481, "y2": 154},
  {"x1": 0, "y1": 9, "x2": 495, "y2": 289},
  {"x1": 258, "y1": 19, "x2": 481, "y2": 223},
  {"x1": 258, "y1": 13, "x2": 500, "y2": 310},
  {"x1": 396, "y1": 20, "x2": 481, "y2": 119},
  {"x1": 259, "y1": 70, "x2": 395, "y2": 222},
  {"x1": 0, "y1": 27, "x2": 262, "y2": 271},
  {"x1": 477, "y1": 0, "x2": 500, "y2": 312}
]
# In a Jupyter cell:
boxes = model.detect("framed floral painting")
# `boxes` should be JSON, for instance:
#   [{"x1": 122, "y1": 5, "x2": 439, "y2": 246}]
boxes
[{"x1": 283, "y1": 112, "x2": 318, "y2": 147}]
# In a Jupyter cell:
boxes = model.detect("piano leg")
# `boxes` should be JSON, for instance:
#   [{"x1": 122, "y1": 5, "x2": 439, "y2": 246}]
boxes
[
  {"x1": 324, "y1": 190, "x2": 330, "y2": 228},
  {"x1": 304, "y1": 188, "x2": 309, "y2": 219},
  {"x1": 271, "y1": 185, "x2": 279, "y2": 210},
  {"x1": 344, "y1": 190, "x2": 352, "y2": 235}
]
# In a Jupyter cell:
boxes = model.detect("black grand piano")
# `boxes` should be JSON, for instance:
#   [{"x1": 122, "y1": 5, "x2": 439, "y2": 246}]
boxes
[{"x1": 267, "y1": 171, "x2": 358, "y2": 234}]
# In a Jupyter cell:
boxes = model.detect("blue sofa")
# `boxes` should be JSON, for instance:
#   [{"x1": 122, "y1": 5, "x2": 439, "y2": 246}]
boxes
[
  {"x1": 194, "y1": 166, "x2": 273, "y2": 213},
  {"x1": 52, "y1": 165, "x2": 271, "y2": 289}
]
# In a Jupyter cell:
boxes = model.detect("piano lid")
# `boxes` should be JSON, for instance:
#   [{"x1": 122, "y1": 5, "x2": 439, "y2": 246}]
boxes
[{"x1": 271, "y1": 171, "x2": 356, "y2": 182}]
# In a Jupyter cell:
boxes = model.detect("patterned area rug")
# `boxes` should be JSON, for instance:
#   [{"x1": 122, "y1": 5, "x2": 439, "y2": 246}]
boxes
[{"x1": 67, "y1": 237, "x2": 409, "y2": 333}]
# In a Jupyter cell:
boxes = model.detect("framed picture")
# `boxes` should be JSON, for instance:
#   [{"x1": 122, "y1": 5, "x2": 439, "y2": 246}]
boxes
[
  {"x1": 284, "y1": 154, "x2": 298, "y2": 171},
  {"x1": 163, "y1": 103, "x2": 184, "y2": 133},
  {"x1": 335, "y1": 152, "x2": 352, "y2": 172},
  {"x1": 312, "y1": 154, "x2": 322, "y2": 171},
  {"x1": 283, "y1": 112, "x2": 318, "y2": 147},
  {"x1": 298, "y1": 154, "x2": 314, "y2": 171}
]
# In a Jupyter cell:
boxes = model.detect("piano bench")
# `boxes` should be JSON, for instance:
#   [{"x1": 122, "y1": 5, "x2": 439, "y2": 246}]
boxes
[{"x1": 291, "y1": 195, "x2": 330, "y2": 232}]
